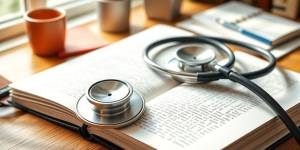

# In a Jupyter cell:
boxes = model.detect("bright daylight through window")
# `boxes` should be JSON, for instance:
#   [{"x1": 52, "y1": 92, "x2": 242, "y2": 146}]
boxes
[
  {"x1": 0, "y1": 0, "x2": 142, "y2": 42},
  {"x1": 0, "y1": 0, "x2": 22, "y2": 23}
]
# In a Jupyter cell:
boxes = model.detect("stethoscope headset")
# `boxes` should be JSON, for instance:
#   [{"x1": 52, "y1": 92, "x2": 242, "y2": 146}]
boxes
[{"x1": 143, "y1": 36, "x2": 300, "y2": 145}]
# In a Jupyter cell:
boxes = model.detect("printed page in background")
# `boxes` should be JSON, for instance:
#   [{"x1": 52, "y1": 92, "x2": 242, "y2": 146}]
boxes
[
  {"x1": 176, "y1": 1, "x2": 300, "y2": 59},
  {"x1": 191, "y1": 2, "x2": 271, "y2": 49},
  {"x1": 122, "y1": 52, "x2": 300, "y2": 149},
  {"x1": 200, "y1": 1, "x2": 261, "y2": 23},
  {"x1": 10, "y1": 25, "x2": 192, "y2": 113},
  {"x1": 177, "y1": 19, "x2": 300, "y2": 59},
  {"x1": 238, "y1": 13, "x2": 300, "y2": 41}
]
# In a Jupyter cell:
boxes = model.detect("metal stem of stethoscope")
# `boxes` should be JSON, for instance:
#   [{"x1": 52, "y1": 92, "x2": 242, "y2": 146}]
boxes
[{"x1": 143, "y1": 36, "x2": 300, "y2": 145}]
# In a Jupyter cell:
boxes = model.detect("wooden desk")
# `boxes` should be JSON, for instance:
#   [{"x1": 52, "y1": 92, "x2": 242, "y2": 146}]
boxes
[{"x1": 0, "y1": 0, "x2": 299, "y2": 149}]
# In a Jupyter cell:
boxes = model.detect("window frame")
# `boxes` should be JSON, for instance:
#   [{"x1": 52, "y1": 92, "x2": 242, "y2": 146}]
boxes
[
  {"x1": 0, "y1": 0, "x2": 143, "y2": 52},
  {"x1": 0, "y1": 0, "x2": 25, "y2": 41},
  {"x1": 0, "y1": 0, "x2": 96, "y2": 42}
]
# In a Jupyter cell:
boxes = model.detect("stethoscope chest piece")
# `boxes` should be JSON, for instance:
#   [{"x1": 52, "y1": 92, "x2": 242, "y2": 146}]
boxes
[
  {"x1": 76, "y1": 79, "x2": 145, "y2": 128},
  {"x1": 175, "y1": 45, "x2": 216, "y2": 73}
]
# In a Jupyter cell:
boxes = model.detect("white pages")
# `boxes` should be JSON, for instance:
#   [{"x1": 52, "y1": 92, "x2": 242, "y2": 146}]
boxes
[
  {"x1": 122, "y1": 52, "x2": 300, "y2": 149},
  {"x1": 10, "y1": 25, "x2": 300, "y2": 149},
  {"x1": 10, "y1": 25, "x2": 189, "y2": 125}
]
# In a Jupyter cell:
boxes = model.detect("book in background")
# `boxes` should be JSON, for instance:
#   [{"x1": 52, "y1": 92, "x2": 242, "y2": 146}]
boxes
[{"x1": 177, "y1": 1, "x2": 300, "y2": 58}]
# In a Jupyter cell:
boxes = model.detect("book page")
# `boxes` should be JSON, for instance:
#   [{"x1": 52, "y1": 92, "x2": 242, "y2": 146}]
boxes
[
  {"x1": 122, "y1": 52, "x2": 300, "y2": 149},
  {"x1": 177, "y1": 19, "x2": 300, "y2": 59},
  {"x1": 191, "y1": 16, "x2": 271, "y2": 49},
  {"x1": 202, "y1": 1, "x2": 261, "y2": 23},
  {"x1": 10, "y1": 25, "x2": 192, "y2": 113},
  {"x1": 179, "y1": 1, "x2": 300, "y2": 58},
  {"x1": 238, "y1": 13, "x2": 300, "y2": 41}
]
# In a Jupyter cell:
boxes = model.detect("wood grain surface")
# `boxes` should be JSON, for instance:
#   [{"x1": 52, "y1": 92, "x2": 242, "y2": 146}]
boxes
[{"x1": 0, "y1": 0, "x2": 299, "y2": 149}]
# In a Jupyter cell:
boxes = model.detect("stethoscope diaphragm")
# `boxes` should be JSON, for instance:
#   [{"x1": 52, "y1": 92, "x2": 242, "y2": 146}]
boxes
[
  {"x1": 175, "y1": 44, "x2": 217, "y2": 72},
  {"x1": 76, "y1": 79, "x2": 145, "y2": 128}
]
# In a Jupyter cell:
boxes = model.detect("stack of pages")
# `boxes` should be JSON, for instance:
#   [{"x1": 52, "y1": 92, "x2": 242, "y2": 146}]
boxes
[
  {"x1": 177, "y1": 1, "x2": 300, "y2": 58},
  {"x1": 10, "y1": 25, "x2": 300, "y2": 149}
]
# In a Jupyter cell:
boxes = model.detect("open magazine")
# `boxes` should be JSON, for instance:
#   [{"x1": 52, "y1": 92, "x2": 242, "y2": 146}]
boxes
[{"x1": 10, "y1": 25, "x2": 300, "y2": 149}]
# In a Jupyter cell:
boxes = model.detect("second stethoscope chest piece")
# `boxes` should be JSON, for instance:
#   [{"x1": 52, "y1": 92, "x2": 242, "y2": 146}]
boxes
[
  {"x1": 76, "y1": 79, "x2": 145, "y2": 128},
  {"x1": 145, "y1": 39, "x2": 235, "y2": 83},
  {"x1": 175, "y1": 45, "x2": 217, "y2": 72}
]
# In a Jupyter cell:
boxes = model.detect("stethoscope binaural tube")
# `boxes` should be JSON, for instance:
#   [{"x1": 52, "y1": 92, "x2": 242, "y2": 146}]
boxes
[
  {"x1": 144, "y1": 36, "x2": 235, "y2": 82},
  {"x1": 144, "y1": 36, "x2": 276, "y2": 82},
  {"x1": 144, "y1": 36, "x2": 300, "y2": 145},
  {"x1": 206, "y1": 36, "x2": 276, "y2": 79}
]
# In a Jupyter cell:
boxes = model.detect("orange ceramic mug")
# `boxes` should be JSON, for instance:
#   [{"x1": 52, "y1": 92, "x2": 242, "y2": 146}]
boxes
[{"x1": 24, "y1": 8, "x2": 66, "y2": 56}]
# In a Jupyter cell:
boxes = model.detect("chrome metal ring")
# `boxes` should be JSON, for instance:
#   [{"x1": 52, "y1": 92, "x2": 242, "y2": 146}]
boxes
[
  {"x1": 175, "y1": 44, "x2": 216, "y2": 72},
  {"x1": 76, "y1": 79, "x2": 145, "y2": 128},
  {"x1": 86, "y1": 79, "x2": 133, "y2": 109}
]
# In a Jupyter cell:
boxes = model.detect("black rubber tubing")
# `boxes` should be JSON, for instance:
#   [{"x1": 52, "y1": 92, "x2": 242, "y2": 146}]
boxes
[{"x1": 217, "y1": 66, "x2": 300, "y2": 145}]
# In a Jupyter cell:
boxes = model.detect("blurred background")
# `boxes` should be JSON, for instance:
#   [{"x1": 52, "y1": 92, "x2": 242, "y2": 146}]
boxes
[{"x1": 0, "y1": 0, "x2": 20, "y2": 20}]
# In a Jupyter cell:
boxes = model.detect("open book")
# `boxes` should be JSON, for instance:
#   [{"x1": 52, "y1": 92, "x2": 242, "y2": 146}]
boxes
[{"x1": 10, "y1": 25, "x2": 300, "y2": 149}]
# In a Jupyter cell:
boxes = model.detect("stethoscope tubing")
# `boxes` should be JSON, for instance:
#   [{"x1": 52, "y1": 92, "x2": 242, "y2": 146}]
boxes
[
  {"x1": 220, "y1": 68, "x2": 300, "y2": 144},
  {"x1": 144, "y1": 36, "x2": 276, "y2": 82},
  {"x1": 144, "y1": 36, "x2": 300, "y2": 145},
  {"x1": 144, "y1": 36, "x2": 235, "y2": 81},
  {"x1": 207, "y1": 36, "x2": 276, "y2": 79}
]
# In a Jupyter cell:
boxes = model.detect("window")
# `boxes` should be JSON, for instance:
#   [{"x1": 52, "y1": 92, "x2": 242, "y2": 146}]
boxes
[
  {"x1": 0, "y1": 0, "x2": 23, "y2": 23},
  {"x1": 0, "y1": 0, "x2": 25, "y2": 41},
  {"x1": 0, "y1": 0, "x2": 143, "y2": 45},
  {"x1": 47, "y1": 0, "x2": 77, "y2": 7}
]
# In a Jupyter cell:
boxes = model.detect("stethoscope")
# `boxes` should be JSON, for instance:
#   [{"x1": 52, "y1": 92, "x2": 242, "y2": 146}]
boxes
[
  {"x1": 76, "y1": 79, "x2": 145, "y2": 128},
  {"x1": 75, "y1": 36, "x2": 300, "y2": 145}
]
